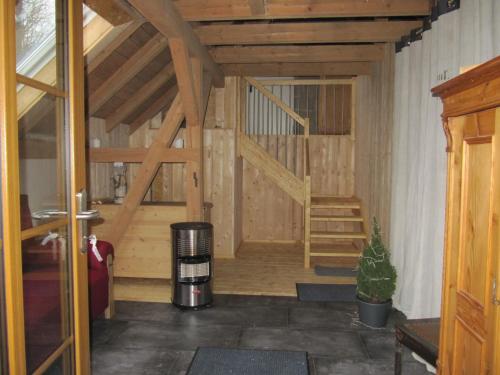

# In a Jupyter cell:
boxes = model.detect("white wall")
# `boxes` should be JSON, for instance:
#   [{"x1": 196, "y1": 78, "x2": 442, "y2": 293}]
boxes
[
  {"x1": 390, "y1": 0, "x2": 500, "y2": 319},
  {"x1": 20, "y1": 159, "x2": 59, "y2": 214}
]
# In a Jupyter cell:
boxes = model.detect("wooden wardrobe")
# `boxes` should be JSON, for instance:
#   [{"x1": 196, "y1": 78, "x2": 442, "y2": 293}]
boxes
[{"x1": 432, "y1": 56, "x2": 500, "y2": 375}]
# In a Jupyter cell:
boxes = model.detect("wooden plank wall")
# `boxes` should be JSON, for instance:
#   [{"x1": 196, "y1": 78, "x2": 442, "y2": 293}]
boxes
[
  {"x1": 88, "y1": 117, "x2": 129, "y2": 199},
  {"x1": 89, "y1": 77, "x2": 242, "y2": 258},
  {"x1": 242, "y1": 134, "x2": 354, "y2": 241},
  {"x1": 355, "y1": 44, "x2": 395, "y2": 242}
]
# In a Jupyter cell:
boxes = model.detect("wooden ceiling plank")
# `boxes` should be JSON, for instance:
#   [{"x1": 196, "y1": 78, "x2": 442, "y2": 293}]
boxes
[
  {"x1": 128, "y1": 0, "x2": 225, "y2": 87},
  {"x1": 222, "y1": 62, "x2": 373, "y2": 76},
  {"x1": 128, "y1": 85, "x2": 178, "y2": 135},
  {"x1": 105, "y1": 63, "x2": 175, "y2": 132},
  {"x1": 89, "y1": 33, "x2": 167, "y2": 114},
  {"x1": 87, "y1": 19, "x2": 145, "y2": 74},
  {"x1": 104, "y1": 93, "x2": 185, "y2": 248},
  {"x1": 248, "y1": 0, "x2": 266, "y2": 16},
  {"x1": 211, "y1": 45, "x2": 384, "y2": 64},
  {"x1": 197, "y1": 20, "x2": 422, "y2": 45},
  {"x1": 174, "y1": 0, "x2": 430, "y2": 21}
]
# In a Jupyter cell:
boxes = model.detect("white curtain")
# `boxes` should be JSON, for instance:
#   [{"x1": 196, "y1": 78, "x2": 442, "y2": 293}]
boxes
[{"x1": 390, "y1": 0, "x2": 500, "y2": 319}]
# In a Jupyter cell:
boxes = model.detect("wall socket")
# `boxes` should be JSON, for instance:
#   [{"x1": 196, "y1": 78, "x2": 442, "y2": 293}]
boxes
[{"x1": 436, "y1": 69, "x2": 449, "y2": 82}]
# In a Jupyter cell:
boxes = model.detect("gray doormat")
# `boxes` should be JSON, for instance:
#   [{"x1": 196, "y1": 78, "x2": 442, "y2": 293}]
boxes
[
  {"x1": 187, "y1": 347, "x2": 309, "y2": 375},
  {"x1": 314, "y1": 265, "x2": 357, "y2": 277},
  {"x1": 296, "y1": 283, "x2": 357, "y2": 302}
]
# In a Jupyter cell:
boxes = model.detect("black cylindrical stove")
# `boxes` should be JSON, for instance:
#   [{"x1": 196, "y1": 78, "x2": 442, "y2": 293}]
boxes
[{"x1": 171, "y1": 222, "x2": 213, "y2": 309}]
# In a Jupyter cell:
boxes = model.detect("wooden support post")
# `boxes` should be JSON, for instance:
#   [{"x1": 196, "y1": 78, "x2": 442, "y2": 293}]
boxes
[
  {"x1": 104, "y1": 94, "x2": 184, "y2": 247},
  {"x1": 185, "y1": 57, "x2": 204, "y2": 220},
  {"x1": 169, "y1": 37, "x2": 205, "y2": 220}
]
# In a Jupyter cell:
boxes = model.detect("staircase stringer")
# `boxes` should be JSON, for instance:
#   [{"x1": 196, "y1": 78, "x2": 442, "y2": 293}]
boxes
[{"x1": 240, "y1": 134, "x2": 304, "y2": 205}]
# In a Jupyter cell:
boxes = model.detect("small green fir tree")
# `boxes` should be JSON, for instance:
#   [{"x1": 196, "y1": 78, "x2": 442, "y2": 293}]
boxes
[{"x1": 356, "y1": 218, "x2": 397, "y2": 303}]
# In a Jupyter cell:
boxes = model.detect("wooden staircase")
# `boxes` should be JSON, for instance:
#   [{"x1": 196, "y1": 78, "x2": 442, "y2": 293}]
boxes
[
  {"x1": 305, "y1": 195, "x2": 367, "y2": 268},
  {"x1": 239, "y1": 77, "x2": 367, "y2": 270}
]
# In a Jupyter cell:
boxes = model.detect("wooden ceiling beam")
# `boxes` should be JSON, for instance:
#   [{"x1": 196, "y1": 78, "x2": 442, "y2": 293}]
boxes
[
  {"x1": 169, "y1": 38, "x2": 200, "y2": 127},
  {"x1": 222, "y1": 62, "x2": 373, "y2": 76},
  {"x1": 128, "y1": 0, "x2": 225, "y2": 87},
  {"x1": 173, "y1": 0, "x2": 431, "y2": 21},
  {"x1": 211, "y1": 45, "x2": 384, "y2": 64},
  {"x1": 86, "y1": 19, "x2": 145, "y2": 74},
  {"x1": 89, "y1": 147, "x2": 198, "y2": 163},
  {"x1": 128, "y1": 85, "x2": 178, "y2": 135},
  {"x1": 88, "y1": 33, "x2": 167, "y2": 115},
  {"x1": 84, "y1": 0, "x2": 138, "y2": 25},
  {"x1": 105, "y1": 63, "x2": 176, "y2": 132},
  {"x1": 196, "y1": 20, "x2": 422, "y2": 45}
]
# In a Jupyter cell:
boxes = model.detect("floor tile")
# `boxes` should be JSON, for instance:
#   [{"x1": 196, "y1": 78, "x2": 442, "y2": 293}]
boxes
[
  {"x1": 166, "y1": 351, "x2": 195, "y2": 375},
  {"x1": 107, "y1": 320, "x2": 241, "y2": 351},
  {"x1": 91, "y1": 346, "x2": 177, "y2": 375},
  {"x1": 91, "y1": 319, "x2": 129, "y2": 346},
  {"x1": 173, "y1": 305, "x2": 288, "y2": 328},
  {"x1": 240, "y1": 327, "x2": 366, "y2": 358},
  {"x1": 289, "y1": 306, "x2": 360, "y2": 330},
  {"x1": 114, "y1": 301, "x2": 180, "y2": 323},
  {"x1": 310, "y1": 357, "x2": 429, "y2": 375}
]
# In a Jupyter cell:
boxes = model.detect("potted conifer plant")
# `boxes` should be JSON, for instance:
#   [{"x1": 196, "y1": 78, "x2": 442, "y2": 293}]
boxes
[{"x1": 356, "y1": 218, "x2": 397, "y2": 327}]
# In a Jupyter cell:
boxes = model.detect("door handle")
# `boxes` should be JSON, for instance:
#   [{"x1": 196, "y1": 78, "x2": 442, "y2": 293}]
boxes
[
  {"x1": 76, "y1": 210, "x2": 100, "y2": 220},
  {"x1": 32, "y1": 209, "x2": 100, "y2": 220},
  {"x1": 32, "y1": 209, "x2": 68, "y2": 220}
]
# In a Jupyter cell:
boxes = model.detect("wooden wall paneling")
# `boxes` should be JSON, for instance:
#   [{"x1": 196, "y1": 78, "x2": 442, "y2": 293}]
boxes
[
  {"x1": 104, "y1": 93, "x2": 184, "y2": 247},
  {"x1": 90, "y1": 204, "x2": 188, "y2": 278},
  {"x1": 88, "y1": 117, "x2": 129, "y2": 200},
  {"x1": 240, "y1": 133, "x2": 355, "y2": 241},
  {"x1": 354, "y1": 44, "x2": 394, "y2": 241}
]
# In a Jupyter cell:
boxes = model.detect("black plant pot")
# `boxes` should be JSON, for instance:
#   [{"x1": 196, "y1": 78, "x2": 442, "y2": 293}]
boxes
[{"x1": 356, "y1": 296, "x2": 392, "y2": 328}]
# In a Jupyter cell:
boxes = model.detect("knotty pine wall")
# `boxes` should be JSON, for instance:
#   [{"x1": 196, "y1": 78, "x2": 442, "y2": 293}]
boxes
[
  {"x1": 88, "y1": 78, "x2": 243, "y2": 259},
  {"x1": 355, "y1": 44, "x2": 395, "y2": 242},
  {"x1": 88, "y1": 75, "x2": 361, "y2": 251},
  {"x1": 242, "y1": 134, "x2": 354, "y2": 241}
]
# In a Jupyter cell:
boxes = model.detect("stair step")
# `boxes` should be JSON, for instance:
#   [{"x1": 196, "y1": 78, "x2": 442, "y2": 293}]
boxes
[
  {"x1": 310, "y1": 252, "x2": 361, "y2": 258},
  {"x1": 311, "y1": 196, "x2": 361, "y2": 209},
  {"x1": 309, "y1": 243, "x2": 361, "y2": 258},
  {"x1": 311, "y1": 231, "x2": 367, "y2": 239},
  {"x1": 311, "y1": 215, "x2": 363, "y2": 222}
]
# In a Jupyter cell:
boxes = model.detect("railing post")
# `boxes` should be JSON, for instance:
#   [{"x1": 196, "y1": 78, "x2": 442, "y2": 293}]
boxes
[{"x1": 304, "y1": 118, "x2": 311, "y2": 268}]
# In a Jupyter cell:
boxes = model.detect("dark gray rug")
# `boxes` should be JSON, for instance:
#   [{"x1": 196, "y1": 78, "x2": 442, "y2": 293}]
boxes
[
  {"x1": 296, "y1": 283, "x2": 357, "y2": 302},
  {"x1": 314, "y1": 265, "x2": 357, "y2": 277},
  {"x1": 187, "y1": 347, "x2": 309, "y2": 375}
]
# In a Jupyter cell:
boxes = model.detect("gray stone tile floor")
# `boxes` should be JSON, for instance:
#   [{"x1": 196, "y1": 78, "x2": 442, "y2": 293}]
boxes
[{"x1": 91, "y1": 295, "x2": 430, "y2": 374}]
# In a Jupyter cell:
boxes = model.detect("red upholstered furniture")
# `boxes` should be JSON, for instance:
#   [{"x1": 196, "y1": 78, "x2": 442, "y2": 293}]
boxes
[
  {"x1": 21, "y1": 194, "x2": 65, "y2": 372},
  {"x1": 87, "y1": 239, "x2": 115, "y2": 319},
  {"x1": 20, "y1": 195, "x2": 114, "y2": 371}
]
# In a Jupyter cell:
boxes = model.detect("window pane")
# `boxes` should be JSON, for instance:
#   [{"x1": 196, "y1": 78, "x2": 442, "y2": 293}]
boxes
[
  {"x1": 16, "y1": 0, "x2": 65, "y2": 89},
  {"x1": 18, "y1": 86, "x2": 67, "y2": 218},
  {"x1": 22, "y1": 225, "x2": 72, "y2": 373}
]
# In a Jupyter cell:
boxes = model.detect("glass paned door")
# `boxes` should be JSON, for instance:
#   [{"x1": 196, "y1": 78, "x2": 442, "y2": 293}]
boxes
[{"x1": 1, "y1": 0, "x2": 90, "y2": 373}]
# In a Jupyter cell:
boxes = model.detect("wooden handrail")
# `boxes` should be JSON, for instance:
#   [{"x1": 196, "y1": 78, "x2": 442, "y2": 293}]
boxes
[{"x1": 244, "y1": 76, "x2": 307, "y2": 127}]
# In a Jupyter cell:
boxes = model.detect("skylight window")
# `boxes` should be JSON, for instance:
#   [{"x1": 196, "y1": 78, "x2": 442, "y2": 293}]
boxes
[{"x1": 15, "y1": 0, "x2": 96, "y2": 82}]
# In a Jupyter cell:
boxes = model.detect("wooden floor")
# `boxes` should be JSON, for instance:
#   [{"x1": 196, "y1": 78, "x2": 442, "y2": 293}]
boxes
[
  {"x1": 213, "y1": 241, "x2": 356, "y2": 296},
  {"x1": 114, "y1": 241, "x2": 357, "y2": 302}
]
